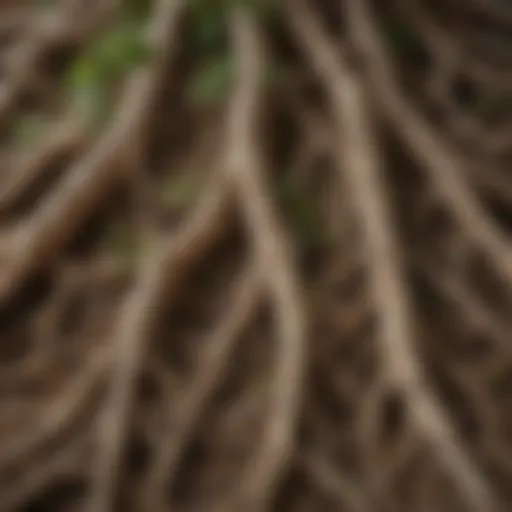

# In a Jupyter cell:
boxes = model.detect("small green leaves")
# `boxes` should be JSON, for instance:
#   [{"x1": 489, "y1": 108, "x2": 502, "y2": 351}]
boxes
[
  {"x1": 91, "y1": 23, "x2": 151, "y2": 78},
  {"x1": 188, "y1": 0, "x2": 279, "y2": 61},
  {"x1": 65, "y1": 22, "x2": 150, "y2": 126},
  {"x1": 161, "y1": 173, "x2": 202, "y2": 210},
  {"x1": 186, "y1": 0, "x2": 282, "y2": 108},
  {"x1": 187, "y1": 56, "x2": 234, "y2": 105},
  {"x1": 187, "y1": 55, "x2": 284, "y2": 106}
]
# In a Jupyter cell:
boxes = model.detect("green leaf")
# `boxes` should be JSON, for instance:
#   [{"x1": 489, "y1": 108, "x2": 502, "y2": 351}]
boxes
[
  {"x1": 161, "y1": 173, "x2": 202, "y2": 209},
  {"x1": 65, "y1": 56, "x2": 109, "y2": 125},
  {"x1": 65, "y1": 25, "x2": 150, "y2": 88},
  {"x1": 64, "y1": 22, "x2": 150, "y2": 125},
  {"x1": 65, "y1": 56, "x2": 101, "y2": 90},
  {"x1": 187, "y1": 56, "x2": 234, "y2": 105},
  {"x1": 92, "y1": 23, "x2": 151, "y2": 79}
]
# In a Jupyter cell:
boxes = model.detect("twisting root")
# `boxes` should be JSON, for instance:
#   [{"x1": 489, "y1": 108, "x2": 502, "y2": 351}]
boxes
[
  {"x1": 223, "y1": 7, "x2": 307, "y2": 510},
  {"x1": 0, "y1": 344, "x2": 107, "y2": 476},
  {"x1": 300, "y1": 451, "x2": 369, "y2": 512},
  {"x1": 142, "y1": 264, "x2": 262, "y2": 511},
  {"x1": 1, "y1": 0, "x2": 511, "y2": 510},
  {"x1": 0, "y1": 431, "x2": 91, "y2": 512},
  {"x1": 0, "y1": 116, "x2": 88, "y2": 216},
  {"x1": 345, "y1": 0, "x2": 512, "y2": 291},
  {"x1": 286, "y1": 1, "x2": 498, "y2": 511},
  {"x1": 0, "y1": 11, "x2": 66, "y2": 128},
  {"x1": 417, "y1": 257, "x2": 512, "y2": 355},
  {"x1": 0, "y1": 1, "x2": 115, "y2": 128},
  {"x1": 87, "y1": 178, "x2": 232, "y2": 512},
  {"x1": 0, "y1": 0, "x2": 185, "y2": 306}
]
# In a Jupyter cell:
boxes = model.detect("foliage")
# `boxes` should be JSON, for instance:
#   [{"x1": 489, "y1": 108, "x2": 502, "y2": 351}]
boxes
[
  {"x1": 65, "y1": 16, "x2": 151, "y2": 126},
  {"x1": 91, "y1": 23, "x2": 151, "y2": 77},
  {"x1": 186, "y1": 0, "x2": 283, "y2": 106}
]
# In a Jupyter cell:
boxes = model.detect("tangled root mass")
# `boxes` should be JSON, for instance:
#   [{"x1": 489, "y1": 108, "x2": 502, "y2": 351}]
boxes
[{"x1": 0, "y1": 1, "x2": 512, "y2": 511}]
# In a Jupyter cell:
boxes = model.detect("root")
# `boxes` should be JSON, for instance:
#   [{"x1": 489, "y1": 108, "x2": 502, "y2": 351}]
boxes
[
  {"x1": 223, "y1": 7, "x2": 307, "y2": 509},
  {"x1": 300, "y1": 451, "x2": 369, "y2": 512},
  {"x1": 0, "y1": 116, "x2": 88, "y2": 216},
  {"x1": 1, "y1": 0, "x2": 512, "y2": 510},
  {"x1": 0, "y1": 345, "x2": 106, "y2": 476},
  {"x1": 87, "y1": 178, "x2": 232, "y2": 512},
  {"x1": 142, "y1": 264, "x2": 262, "y2": 510},
  {"x1": 0, "y1": 0, "x2": 185, "y2": 305},
  {"x1": 346, "y1": 0, "x2": 512, "y2": 291},
  {"x1": 287, "y1": 1, "x2": 498, "y2": 510},
  {"x1": 0, "y1": 432, "x2": 90, "y2": 512}
]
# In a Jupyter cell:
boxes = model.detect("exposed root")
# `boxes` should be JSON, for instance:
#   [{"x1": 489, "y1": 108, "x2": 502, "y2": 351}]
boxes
[
  {"x1": 87, "y1": 177, "x2": 232, "y2": 512},
  {"x1": 0, "y1": 2, "x2": 113, "y2": 128},
  {"x1": 1, "y1": 0, "x2": 512, "y2": 510},
  {"x1": 287, "y1": 1, "x2": 498, "y2": 510},
  {"x1": 0, "y1": 344, "x2": 106, "y2": 476},
  {"x1": 0, "y1": 0, "x2": 185, "y2": 305},
  {"x1": 223, "y1": 7, "x2": 306, "y2": 510},
  {"x1": 0, "y1": 431, "x2": 90, "y2": 512},
  {"x1": 300, "y1": 451, "x2": 369, "y2": 512},
  {"x1": 142, "y1": 264, "x2": 262, "y2": 510},
  {"x1": 346, "y1": 0, "x2": 512, "y2": 291},
  {"x1": 0, "y1": 115, "x2": 88, "y2": 216}
]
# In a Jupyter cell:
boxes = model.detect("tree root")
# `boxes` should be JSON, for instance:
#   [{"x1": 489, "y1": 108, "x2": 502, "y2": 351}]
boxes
[
  {"x1": 87, "y1": 177, "x2": 233, "y2": 512},
  {"x1": 287, "y1": 1, "x2": 498, "y2": 510},
  {"x1": 222, "y1": 8, "x2": 306, "y2": 510},
  {"x1": 1, "y1": 0, "x2": 512, "y2": 510}
]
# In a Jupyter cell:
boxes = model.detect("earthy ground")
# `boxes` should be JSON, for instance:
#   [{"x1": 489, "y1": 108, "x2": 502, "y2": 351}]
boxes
[{"x1": 0, "y1": 0, "x2": 512, "y2": 511}]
